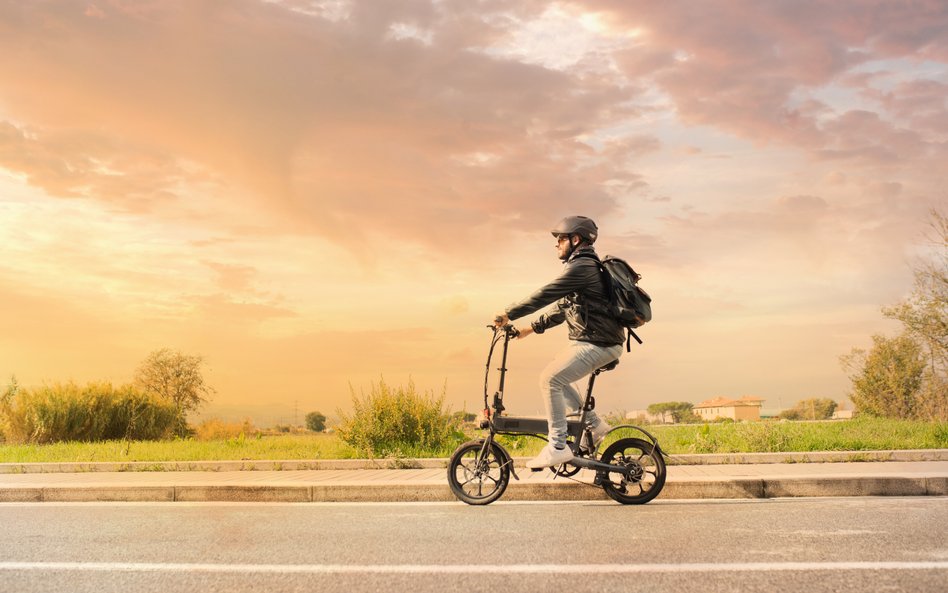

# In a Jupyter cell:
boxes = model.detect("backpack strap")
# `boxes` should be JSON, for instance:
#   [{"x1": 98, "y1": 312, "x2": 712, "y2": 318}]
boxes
[{"x1": 628, "y1": 328, "x2": 643, "y2": 348}]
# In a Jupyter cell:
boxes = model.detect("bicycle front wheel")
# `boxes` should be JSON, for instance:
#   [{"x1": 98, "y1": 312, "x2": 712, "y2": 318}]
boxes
[
  {"x1": 447, "y1": 439, "x2": 510, "y2": 505},
  {"x1": 599, "y1": 437, "x2": 666, "y2": 505}
]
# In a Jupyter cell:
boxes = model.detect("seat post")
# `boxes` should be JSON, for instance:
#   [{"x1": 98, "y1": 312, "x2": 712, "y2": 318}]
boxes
[{"x1": 582, "y1": 372, "x2": 598, "y2": 412}]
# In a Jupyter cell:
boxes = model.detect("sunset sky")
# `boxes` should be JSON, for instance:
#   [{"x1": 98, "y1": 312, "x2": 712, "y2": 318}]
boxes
[{"x1": 1, "y1": 1, "x2": 946, "y2": 425}]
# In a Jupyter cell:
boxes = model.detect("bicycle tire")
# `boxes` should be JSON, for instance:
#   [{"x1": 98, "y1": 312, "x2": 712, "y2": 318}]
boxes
[
  {"x1": 447, "y1": 439, "x2": 511, "y2": 505},
  {"x1": 598, "y1": 437, "x2": 666, "y2": 505}
]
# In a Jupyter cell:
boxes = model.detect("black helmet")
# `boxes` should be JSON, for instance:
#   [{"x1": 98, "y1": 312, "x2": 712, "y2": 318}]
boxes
[{"x1": 551, "y1": 215, "x2": 598, "y2": 244}]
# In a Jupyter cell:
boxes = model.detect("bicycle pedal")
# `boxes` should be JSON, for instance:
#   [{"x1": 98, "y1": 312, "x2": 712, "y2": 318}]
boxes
[{"x1": 530, "y1": 467, "x2": 544, "y2": 473}]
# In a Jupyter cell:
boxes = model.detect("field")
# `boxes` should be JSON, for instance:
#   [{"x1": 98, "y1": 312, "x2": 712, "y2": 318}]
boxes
[{"x1": 0, "y1": 417, "x2": 945, "y2": 464}]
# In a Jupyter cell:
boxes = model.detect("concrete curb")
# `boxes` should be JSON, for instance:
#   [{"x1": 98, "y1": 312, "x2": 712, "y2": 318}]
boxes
[
  {"x1": 1, "y1": 476, "x2": 945, "y2": 503},
  {"x1": 2, "y1": 449, "x2": 946, "y2": 474}
]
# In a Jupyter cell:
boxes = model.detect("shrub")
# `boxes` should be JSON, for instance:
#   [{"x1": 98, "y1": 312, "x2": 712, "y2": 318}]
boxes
[
  {"x1": 0, "y1": 381, "x2": 181, "y2": 444},
  {"x1": 336, "y1": 379, "x2": 461, "y2": 457},
  {"x1": 194, "y1": 417, "x2": 257, "y2": 441},
  {"x1": 780, "y1": 398, "x2": 838, "y2": 420}
]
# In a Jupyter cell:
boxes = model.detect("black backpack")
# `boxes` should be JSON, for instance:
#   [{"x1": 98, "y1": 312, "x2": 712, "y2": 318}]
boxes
[{"x1": 577, "y1": 253, "x2": 653, "y2": 350}]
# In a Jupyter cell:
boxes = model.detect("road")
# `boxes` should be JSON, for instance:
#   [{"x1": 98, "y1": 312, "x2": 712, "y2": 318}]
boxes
[{"x1": 0, "y1": 497, "x2": 945, "y2": 593}]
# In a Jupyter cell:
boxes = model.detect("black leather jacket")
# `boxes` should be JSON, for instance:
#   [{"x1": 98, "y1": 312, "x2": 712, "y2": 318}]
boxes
[{"x1": 505, "y1": 246, "x2": 625, "y2": 347}]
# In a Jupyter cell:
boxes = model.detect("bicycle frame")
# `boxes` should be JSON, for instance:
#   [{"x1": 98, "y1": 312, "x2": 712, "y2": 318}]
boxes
[{"x1": 479, "y1": 325, "x2": 662, "y2": 478}]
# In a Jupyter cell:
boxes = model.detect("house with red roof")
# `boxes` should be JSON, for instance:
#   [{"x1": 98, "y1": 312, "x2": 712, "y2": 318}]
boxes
[{"x1": 694, "y1": 395, "x2": 765, "y2": 421}]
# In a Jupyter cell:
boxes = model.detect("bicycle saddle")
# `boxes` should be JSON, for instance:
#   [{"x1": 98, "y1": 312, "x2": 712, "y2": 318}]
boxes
[{"x1": 597, "y1": 360, "x2": 619, "y2": 372}]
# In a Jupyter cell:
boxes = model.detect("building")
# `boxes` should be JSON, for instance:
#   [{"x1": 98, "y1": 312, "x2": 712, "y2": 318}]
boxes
[{"x1": 694, "y1": 396, "x2": 765, "y2": 421}]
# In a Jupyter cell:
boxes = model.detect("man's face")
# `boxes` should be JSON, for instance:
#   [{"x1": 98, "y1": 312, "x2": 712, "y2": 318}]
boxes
[{"x1": 556, "y1": 234, "x2": 574, "y2": 260}]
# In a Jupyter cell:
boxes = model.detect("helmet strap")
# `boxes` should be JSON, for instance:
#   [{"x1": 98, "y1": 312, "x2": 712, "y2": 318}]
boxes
[{"x1": 563, "y1": 235, "x2": 580, "y2": 260}]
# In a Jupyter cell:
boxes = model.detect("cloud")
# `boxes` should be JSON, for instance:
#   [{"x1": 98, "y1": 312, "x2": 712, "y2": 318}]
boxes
[
  {"x1": 0, "y1": 121, "x2": 188, "y2": 212},
  {"x1": 588, "y1": 0, "x2": 948, "y2": 166},
  {"x1": 0, "y1": 0, "x2": 650, "y2": 256}
]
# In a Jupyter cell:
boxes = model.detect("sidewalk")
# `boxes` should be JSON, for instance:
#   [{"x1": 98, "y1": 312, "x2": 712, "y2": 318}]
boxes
[{"x1": 1, "y1": 456, "x2": 946, "y2": 503}]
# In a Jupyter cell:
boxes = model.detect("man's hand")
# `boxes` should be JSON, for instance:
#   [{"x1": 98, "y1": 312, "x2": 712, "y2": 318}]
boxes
[
  {"x1": 516, "y1": 326, "x2": 534, "y2": 339},
  {"x1": 493, "y1": 314, "x2": 509, "y2": 328}
]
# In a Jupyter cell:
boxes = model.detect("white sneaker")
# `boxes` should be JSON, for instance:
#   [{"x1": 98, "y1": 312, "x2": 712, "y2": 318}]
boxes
[
  {"x1": 526, "y1": 443, "x2": 574, "y2": 469},
  {"x1": 591, "y1": 422, "x2": 612, "y2": 448}
]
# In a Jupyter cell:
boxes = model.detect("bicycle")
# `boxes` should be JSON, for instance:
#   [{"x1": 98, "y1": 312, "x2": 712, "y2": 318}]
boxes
[{"x1": 447, "y1": 324, "x2": 667, "y2": 505}]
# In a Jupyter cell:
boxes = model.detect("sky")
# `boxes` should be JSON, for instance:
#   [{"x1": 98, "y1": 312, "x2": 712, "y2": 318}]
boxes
[{"x1": 1, "y1": 0, "x2": 946, "y2": 426}]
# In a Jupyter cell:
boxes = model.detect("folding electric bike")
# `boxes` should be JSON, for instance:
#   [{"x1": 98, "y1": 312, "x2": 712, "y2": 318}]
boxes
[{"x1": 447, "y1": 324, "x2": 666, "y2": 505}]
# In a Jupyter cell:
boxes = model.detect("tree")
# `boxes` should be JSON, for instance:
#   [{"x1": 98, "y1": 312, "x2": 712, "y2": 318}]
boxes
[
  {"x1": 841, "y1": 333, "x2": 926, "y2": 419},
  {"x1": 134, "y1": 349, "x2": 215, "y2": 417},
  {"x1": 647, "y1": 401, "x2": 698, "y2": 424},
  {"x1": 305, "y1": 411, "x2": 327, "y2": 432},
  {"x1": 881, "y1": 209, "x2": 948, "y2": 420},
  {"x1": 779, "y1": 398, "x2": 837, "y2": 420}
]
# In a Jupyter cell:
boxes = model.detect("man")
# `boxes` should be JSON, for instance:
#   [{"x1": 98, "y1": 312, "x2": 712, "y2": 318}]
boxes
[{"x1": 494, "y1": 215, "x2": 625, "y2": 469}]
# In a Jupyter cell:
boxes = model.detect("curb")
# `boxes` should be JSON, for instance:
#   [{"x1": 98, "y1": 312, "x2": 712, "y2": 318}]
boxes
[
  {"x1": 1, "y1": 476, "x2": 945, "y2": 503},
  {"x1": 2, "y1": 449, "x2": 946, "y2": 474}
]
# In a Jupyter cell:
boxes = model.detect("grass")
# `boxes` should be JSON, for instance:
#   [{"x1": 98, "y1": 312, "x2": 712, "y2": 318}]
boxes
[
  {"x1": 0, "y1": 434, "x2": 360, "y2": 464},
  {"x1": 0, "y1": 417, "x2": 945, "y2": 464},
  {"x1": 645, "y1": 416, "x2": 948, "y2": 454}
]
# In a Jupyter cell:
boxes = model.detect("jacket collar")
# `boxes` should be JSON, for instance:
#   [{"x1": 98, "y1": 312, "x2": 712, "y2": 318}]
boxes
[{"x1": 566, "y1": 245, "x2": 597, "y2": 263}]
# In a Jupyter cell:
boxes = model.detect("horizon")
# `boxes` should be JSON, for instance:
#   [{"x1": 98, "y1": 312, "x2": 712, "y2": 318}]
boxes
[{"x1": 2, "y1": 1, "x2": 945, "y2": 425}]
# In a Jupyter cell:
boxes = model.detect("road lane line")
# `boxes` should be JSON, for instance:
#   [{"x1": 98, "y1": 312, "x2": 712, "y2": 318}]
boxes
[{"x1": 1, "y1": 562, "x2": 946, "y2": 574}]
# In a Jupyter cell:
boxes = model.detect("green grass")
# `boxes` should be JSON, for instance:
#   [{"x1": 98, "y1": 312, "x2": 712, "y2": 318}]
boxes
[
  {"x1": 0, "y1": 434, "x2": 361, "y2": 464},
  {"x1": 638, "y1": 416, "x2": 948, "y2": 454},
  {"x1": 0, "y1": 417, "x2": 945, "y2": 464}
]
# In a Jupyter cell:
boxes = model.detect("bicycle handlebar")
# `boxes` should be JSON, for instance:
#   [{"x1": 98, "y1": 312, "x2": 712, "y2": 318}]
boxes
[{"x1": 487, "y1": 323, "x2": 519, "y2": 339}]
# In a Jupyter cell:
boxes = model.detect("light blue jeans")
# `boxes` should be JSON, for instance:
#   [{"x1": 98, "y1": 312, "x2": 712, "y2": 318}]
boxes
[{"x1": 539, "y1": 341, "x2": 623, "y2": 448}]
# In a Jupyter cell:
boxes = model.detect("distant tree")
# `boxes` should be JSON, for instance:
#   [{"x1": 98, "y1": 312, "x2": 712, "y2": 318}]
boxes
[
  {"x1": 305, "y1": 411, "x2": 327, "y2": 432},
  {"x1": 647, "y1": 401, "x2": 697, "y2": 424},
  {"x1": 778, "y1": 408, "x2": 801, "y2": 421},
  {"x1": 779, "y1": 398, "x2": 837, "y2": 420},
  {"x1": 134, "y1": 349, "x2": 215, "y2": 418},
  {"x1": 841, "y1": 334, "x2": 926, "y2": 419}
]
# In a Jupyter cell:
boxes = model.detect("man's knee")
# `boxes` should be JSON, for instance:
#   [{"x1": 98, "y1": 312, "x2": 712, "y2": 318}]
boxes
[{"x1": 539, "y1": 368, "x2": 570, "y2": 391}]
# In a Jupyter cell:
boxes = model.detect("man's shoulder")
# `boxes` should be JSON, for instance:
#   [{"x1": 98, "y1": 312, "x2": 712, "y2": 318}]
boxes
[{"x1": 567, "y1": 248, "x2": 601, "y2": 266}]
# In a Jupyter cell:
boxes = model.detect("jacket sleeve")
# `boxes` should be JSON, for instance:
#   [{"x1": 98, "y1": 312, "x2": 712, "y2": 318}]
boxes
[
  {"x1": 531, "y1": 299, "x2": 568, "y2": 334},
  {"x1": 504, "y1": 260, "x2": 591, "y2": 321}
]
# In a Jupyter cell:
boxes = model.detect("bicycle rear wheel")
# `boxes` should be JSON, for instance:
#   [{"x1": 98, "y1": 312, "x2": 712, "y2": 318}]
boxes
[
  {"x1": 598, "y1": 437, "x2": 666, "y2": 505},
  {"x1": 447, "y1": 439, "x2": 510, "y2": 505}
]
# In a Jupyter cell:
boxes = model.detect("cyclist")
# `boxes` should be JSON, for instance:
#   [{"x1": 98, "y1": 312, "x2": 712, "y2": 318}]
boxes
[{"x1": 493, "y1": 215, "x2": 625, "y2": 469}]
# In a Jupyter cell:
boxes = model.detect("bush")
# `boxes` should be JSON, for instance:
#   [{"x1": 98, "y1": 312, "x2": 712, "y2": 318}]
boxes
[
  {"x1": 780, "y1": 398, "x2": 838, "y2": 420},
  {"x1": 194, "y1": 417, "x2": 257, "y2": 441},
  {"x1": 0, "y1": 381, "x2": 181, "y2": 444},
  {"x1": 335, "y1": 379, "x2": 461, "y2": 457}
]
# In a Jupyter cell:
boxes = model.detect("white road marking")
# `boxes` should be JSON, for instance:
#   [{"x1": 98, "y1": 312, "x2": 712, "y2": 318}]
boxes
[{"x1": 0, "y1": 561, "x2": 945, "y2": 574}]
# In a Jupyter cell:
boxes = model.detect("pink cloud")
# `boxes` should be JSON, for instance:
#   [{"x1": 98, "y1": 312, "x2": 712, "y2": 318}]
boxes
[
  {"x1": 0, "y1": 0, "x2": 645, "y2": 255},
  {"x1": 589, "y1": 0, "x2": 948, "y2": 165}
]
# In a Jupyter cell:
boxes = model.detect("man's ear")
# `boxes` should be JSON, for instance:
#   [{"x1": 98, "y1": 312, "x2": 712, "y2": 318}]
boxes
[{"x1": 571, "y1": 235, "x2": 581, "y2": 247}]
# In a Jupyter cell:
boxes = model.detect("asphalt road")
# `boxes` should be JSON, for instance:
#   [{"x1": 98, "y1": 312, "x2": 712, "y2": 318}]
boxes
[{"x1": 0, "y1": 497, "x2": 945, "y2": 593}]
